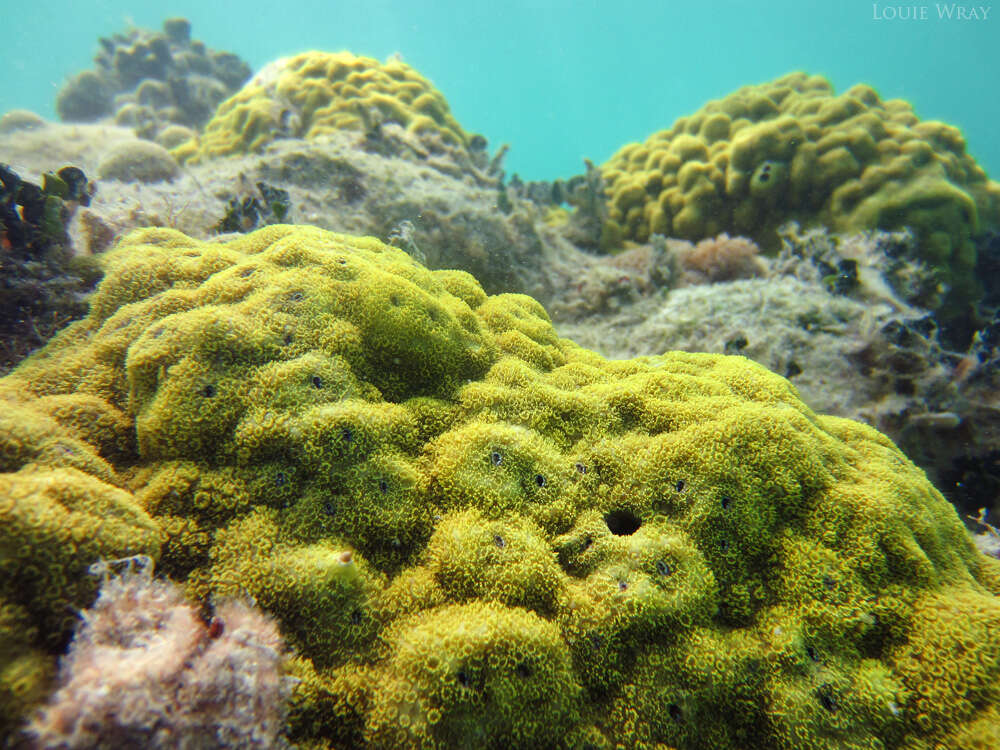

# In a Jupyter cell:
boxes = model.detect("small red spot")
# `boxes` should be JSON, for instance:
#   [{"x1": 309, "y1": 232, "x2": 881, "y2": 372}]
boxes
[{"x1": 208, "y1": 616, "x2": 224, "y2": 639}]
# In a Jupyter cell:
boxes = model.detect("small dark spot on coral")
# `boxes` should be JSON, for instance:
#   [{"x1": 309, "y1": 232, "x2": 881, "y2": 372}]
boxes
[
  {"x1": 822, "y1": 575, "x2": 836, "y2": 590},
  {"x1": 150, "y1": 327, "x2": 165, "y2": 339},
  {"x1": 785, "y1": 360, "x2": 802, "y2": 378},
  {"x1": 494, "y1": 534, "x2": 505, "y2": 548},
  {"x1": 337, "y1": 257, "x2": 347, "y2": 265},
  {"x1": 240, "y1": 267, "x2": 254, "y2": 278},
  {"x1": 341, "y1": 427, "x2": 353, "y2": 443},
  {"x1": 535, "y1": 473, "x2": 546, "y2": 488},
  {"x1": 719, "y1": 538, "x2": 730, "y2": 552},
  {"x1": 806, "y1": 646, "x2": 819, "y2": 662},
  {"x1": 311, "y1": 375, "x2": 323, "y2": 389},
  {"x1": 390, "y1": 295, "x2": 401, "y2": 306},
  {"x1": 289, "y1": 291, "x2": 304, "y2": 302},
  {"x1": 817, "y1": 685, "x2": 838, "y2": 713},
  {"x1": 490, "y1": 450, "x2": 503, "y2": 466},
  {"x1": 575, "y1": 462, "x2": 587, "y2": 474},
  {"x1": 605, "y1": 509, "x2": 641, "y2": 536},
  {"x1": 378, "y1": 478, "x2": 389, "y2": 494},
  {"x1": 200, "y1": 384, "x2": 216, "y2": 398},
  {"x1": 457, "y1": 670, "x2": 470, "y2": 687},
  {"x1": 618, "y1": 580, "x2": 628, "y2": 591},
  {"x1": 668, "y1": 704, "x2": 683, "y2": 721},
  {"x1": 656, "y1": 560, "x2": 672, "y2": 577},
  {"x1": 515, "y1": 662, "x2": 532, "y2": 679},
  {"x1": 323, "y1": 501, "x2": 336, "y2": 516},
  {"x1": 675, "y1": 480, "x2": 686, "y2": 492},
  {"x1": 350, "y1": 609, "x2": 363, "y2": 625},
  {"x1": 283, "y1": 332, "x2": 294, "y2": 345},
  {"x1": 275, "y1": 472, "x2": 286, "y2": 487},
  {"x1": 721, "y1": 495, "x2": 732, "y2": 510}
]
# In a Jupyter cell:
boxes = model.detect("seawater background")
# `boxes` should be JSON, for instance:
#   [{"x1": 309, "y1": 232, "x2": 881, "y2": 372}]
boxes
[{"x1": 1, "y1": 0, "x2": 997, "y2": 182}]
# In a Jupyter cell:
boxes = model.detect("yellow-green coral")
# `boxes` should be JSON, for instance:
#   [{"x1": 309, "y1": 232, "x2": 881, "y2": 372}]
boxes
[
  {"x1": 173, "y1": 51, "x2": 471, "y2": 164},
  {"x1": 602, "y1": 72, "x2": 1000, "y2": 306},
  {"x1": 2, "y1": 224, "x2": 999, "y2": 748}
]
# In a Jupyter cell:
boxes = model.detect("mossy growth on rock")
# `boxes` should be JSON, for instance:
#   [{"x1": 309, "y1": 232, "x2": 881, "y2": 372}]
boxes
[
  {"x1": 1, "y1": 224, "x2": 998, "y2": 748},
  {"x1": 602, "y1": 72, "x2": 1000, "y2": 315}
]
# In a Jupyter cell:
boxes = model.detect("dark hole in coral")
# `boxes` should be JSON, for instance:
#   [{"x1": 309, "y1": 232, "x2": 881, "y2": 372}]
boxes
[
  {"x1": 675, "y1": 480, "x2": 686, "y2": 492},
  {"x1": 494, "y1": 534, "x2": 505, "y2": 548},
  {"x1": 283, "y1": 333, "x2": 294, "y2": 345},
  {"x1": 457, "y1": 670, "x2": 470, "y2": 687},
  {"x1": 721, "y1": 495, "x2": 732, "y2": 510},
  {"x1": 200, "y1": 384, "x2": 216, "y2": 398},
  {"x1": 618, "y1": 580, "x2": 628, "y2": 591},
  {"x1": 605, "y1": 509, "x2": 641, "y2": 536},
  {"x1": 656, "y1": 560, "x2": 672, "y2": 577},
  {"x1": 289, "y1": 291, "x2": 304, "y2": 302},
  {"x1": 582, "y1": 535, "x2": 593, "y2": 551},
  {"x1": 275, "y1": 472, "x2": 286, "y2": 487},
  {"x1": 535, "y1": 473, "x2": 546, "y2": 488},
  {"x1": 806, "y1": 646, "x2": 819, "y2": 662},
  {"x1": 323, "y1": 501, "x2": 336, "y2": 516},
  {"x1": 719, "y1": 538, "x2": 730, "y2": 552},
  {"x1": 341, "y1": 427, "x2": 353, "y2": 443},
  {"x1": 311, "y1": 375, "x2": 322, "y2": 389},
  {"x1": 378, "y1": 478, "x2": 389, "y2": 494},
  {"x1": 817, "y1": 685, "x2": 838, "y2": 713},
  {"x1": 350, "y1": 609, "x2": 363, "y2": 625},
  {"x1": 515, "y1": 662, "x2": 532, "y2": 679},
  {"x1": 240, "y1": 267, "x2": 254, "y2": 278},
  {"x1": 785, "y1": 360, "x2": 802, "y2": 378},
  {"x1": 390, "y1": 295, "x2": 400, "y2": 306},
  {"x1": 575, "y1": 462, "x2": 587, "y2": 474},
  {"x1": 490, "y1": 450, "x2": 503, "y2": 466},
  {"x1": 337, "y1": 257, "x2": 347, "y2": 265},
  {"x1": 822, "y1": 575, "x2": 836, "y2": 590},
  {"x1": 668, "y1": 704, "x2": 682, "y2": 721}
]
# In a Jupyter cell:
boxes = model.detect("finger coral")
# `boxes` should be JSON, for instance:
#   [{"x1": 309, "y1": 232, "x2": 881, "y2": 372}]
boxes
[
  {"x1": 1, "y1": 224, "x2": 999, "y2": 748},
  {"x1": 602, "y1": 72, "x2": 1000, "y2": 316}
]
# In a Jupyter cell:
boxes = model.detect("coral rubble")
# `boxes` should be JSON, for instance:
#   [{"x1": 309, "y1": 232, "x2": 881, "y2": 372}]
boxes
[{"x1": 1, "y1": 225, "x2": 997, "y2": 748}]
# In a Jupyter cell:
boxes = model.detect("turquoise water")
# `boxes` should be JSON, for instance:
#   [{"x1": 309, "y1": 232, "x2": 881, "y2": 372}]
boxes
[{"x1": 2, "y1": 0, "x2": 997, "y2": 180}]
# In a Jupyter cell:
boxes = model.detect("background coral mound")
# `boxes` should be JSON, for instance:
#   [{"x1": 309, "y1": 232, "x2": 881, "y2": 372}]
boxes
[
  {"x1": 56, "y1": 18, "x2": 251, "y2": 144},
  {"x1": 2, "y1": 224, "x2": 999, "y2": 748},
  {"x1": 602, "y1": 72, "x2": 1000, "y2": 306},
  {"x1": 175, "y1": 51, "x2": 477, "y2": 166}
]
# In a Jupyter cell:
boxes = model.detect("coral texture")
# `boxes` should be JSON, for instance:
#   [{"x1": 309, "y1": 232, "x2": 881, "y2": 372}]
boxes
[
  {"x1": 27, "y1": 556, "x2": 292, "y2": 749},
  {"x1": 173, "y1": 51, "x2": 492, "y2": 181},
  {"x1": 602, "y1": 72, "x2": 1000, "y2": 311},
  {"x1": 1, "y1": 225, "x2": 999, "y2": 748},
  {"x1": 56, "y1": 18, "x2": 251, "y2": 142}
]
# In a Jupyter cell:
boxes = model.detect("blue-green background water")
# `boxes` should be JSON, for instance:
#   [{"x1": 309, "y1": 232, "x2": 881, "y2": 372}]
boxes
[{"x1": 2, "y1": 0, "x2": 997, "y2": 181}]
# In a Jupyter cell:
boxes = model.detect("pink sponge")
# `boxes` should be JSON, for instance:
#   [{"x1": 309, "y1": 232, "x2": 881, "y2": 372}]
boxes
[{"x1": 27, "y1": 556, "x2": 294, "y2": 749}]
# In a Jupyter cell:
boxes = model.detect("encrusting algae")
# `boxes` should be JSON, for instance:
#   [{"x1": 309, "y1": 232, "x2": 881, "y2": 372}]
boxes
[{"x1": 1, "y1": 224, "x2": 999, "y2": 748}]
